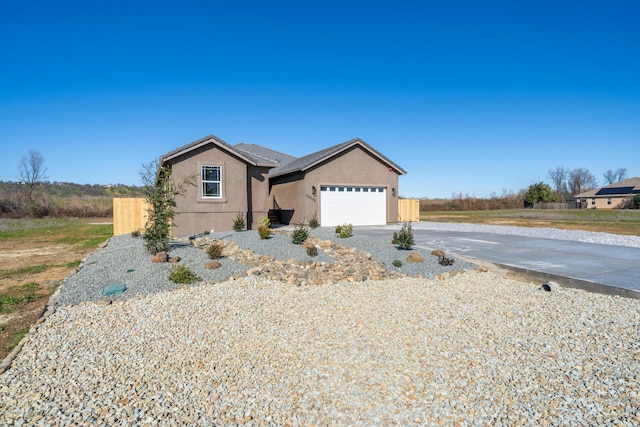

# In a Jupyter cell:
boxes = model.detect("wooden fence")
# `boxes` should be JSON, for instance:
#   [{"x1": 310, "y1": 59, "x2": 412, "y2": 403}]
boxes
[
  {"x1": 113, "y1": 198, "x2": 149, "y2": 236},
  {"x1": 398, "y1": 198, "x2": 420, "y2": 222}
]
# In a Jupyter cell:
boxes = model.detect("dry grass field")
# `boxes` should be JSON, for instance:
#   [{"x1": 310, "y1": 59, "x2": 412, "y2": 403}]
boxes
[
  {"x1": 421, "y1": 209, "x2": 640, "y2": 236},
  {"x1": 0, "y1": 218, "x2": 112, "y2": 360}
]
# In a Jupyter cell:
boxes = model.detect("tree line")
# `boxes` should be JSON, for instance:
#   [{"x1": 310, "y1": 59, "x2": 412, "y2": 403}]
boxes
[{"x1": 1, "y1": 150, "x2": 144, "y2": 218}]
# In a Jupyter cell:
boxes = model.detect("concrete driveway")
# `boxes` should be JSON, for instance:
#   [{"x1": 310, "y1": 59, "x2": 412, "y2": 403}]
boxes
[{"x1": 355, "y1": 223, "x2": 640, "y2": 298}]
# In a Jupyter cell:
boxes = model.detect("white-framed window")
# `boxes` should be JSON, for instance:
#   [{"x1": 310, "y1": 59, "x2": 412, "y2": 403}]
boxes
[
  {"x1": 607, "y1": 198, "x2": 611, "y2": 205},
  {"x1": 591, "y1": 198, "x2": 596, "y2": 206},
  {"x1": 201, "y1": 165, "x2": 221, "y2": 198}
]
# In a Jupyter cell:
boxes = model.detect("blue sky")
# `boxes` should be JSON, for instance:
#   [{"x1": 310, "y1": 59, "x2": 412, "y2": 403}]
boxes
[{"x1": 1, "y1": 1, "x2": 638, "y2": 198}]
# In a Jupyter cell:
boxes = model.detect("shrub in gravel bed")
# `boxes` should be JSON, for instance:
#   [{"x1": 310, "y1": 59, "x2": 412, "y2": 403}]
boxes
[
  {"x1": 291, "y1": 223, "x2": 310, "y2": 244},
  {"x1": 393, "y1": 222, "x2": 415, "y2": 250},
  {"x1": 335, "y1": 223, "x2": 353, "y2": 238},
  {"x1": 206, "y1": 242, "x2": 224, "y2": 259},
  {"x1": 168, "y1": 265, "x2": 201, "y2": 284},
  {"x1": 232, "y1": 213, "x2": 246, "y2": 232}
]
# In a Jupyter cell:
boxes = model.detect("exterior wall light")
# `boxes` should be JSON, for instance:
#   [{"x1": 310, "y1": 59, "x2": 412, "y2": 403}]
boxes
[
  {"x1": 392, "y1": 188, "x2": 396, "y2": 197},
  {"x1": 312, "y1": 186, "x2": 317, "y2": 196}
]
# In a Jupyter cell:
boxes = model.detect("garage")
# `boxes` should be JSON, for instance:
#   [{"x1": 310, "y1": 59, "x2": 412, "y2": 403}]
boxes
[{"x1": 320, "y1": 186, "x2": 387, "y2": 226}]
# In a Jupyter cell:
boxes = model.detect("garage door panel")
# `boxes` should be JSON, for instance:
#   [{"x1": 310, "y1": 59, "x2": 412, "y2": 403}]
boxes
[{"x1": 320, "y1": 186, "x2": 386, "y2": 226}]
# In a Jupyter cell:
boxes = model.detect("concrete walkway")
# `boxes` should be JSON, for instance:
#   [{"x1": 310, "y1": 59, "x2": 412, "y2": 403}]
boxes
[{"x1": 355, "y1": 223, "x2": 640, "y2": 299}]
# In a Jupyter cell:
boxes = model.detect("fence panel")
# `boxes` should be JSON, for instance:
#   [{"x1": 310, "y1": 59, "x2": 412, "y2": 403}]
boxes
[
  {"x1": 113, "y1": 198, "x2": 149, "y2": 236},
  {"x1": 398, "y1": 198, "x2": 420, "y2": 222}
]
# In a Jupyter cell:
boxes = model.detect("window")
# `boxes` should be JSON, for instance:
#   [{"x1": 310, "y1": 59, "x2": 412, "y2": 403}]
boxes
[
  {"x1": 202, "y1": 166, "x2": 221, "y2": 198},
  {"x1": 607, "y1": 198, "x2": 611, "y2": 205},
  {"x1": 591, "y1": 198, "x2": 596, "y2": 206}
]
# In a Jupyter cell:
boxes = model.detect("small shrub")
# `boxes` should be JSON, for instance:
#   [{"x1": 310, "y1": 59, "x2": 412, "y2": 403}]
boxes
[
  {"x1": 131, "y1": 229, "x2": 141, "y2": 238},
  {"x1": 233, "y1": 213, "x2": 246, "y2": 231},
  {"x1": 438, "y1": 256, "x2": 455, "y2": 266},
  {"x1": 258, "y1": 216, "x2": 272, "y2": 239},
  {"x1": 203, "y1": 230, "x2": 210, "y2": 235},
  {"x1": 206, "y1": 241, "x2": 224, "y2": 259},
  {"x1": 335, "y1": 223, "x2": 353, "y2": 238},
  {"x1": 306, "y1": 245, "x2": 318, "y2": 256},
  {"x1": 392, "y1": 259, "x2": 403, "y2": 268},
  {"x1": 391, "y1": 232, "x2": 399, "y2": 245},
  {"x1": 168, "y1": 264, "x2": 201, "y2": 284},
  {"x1": 394, "y1": 222, "x2": 415, "y2": 250},
  {"x1": 308, "y1": 213, "x2": 320, "y2": 229},
  {"x1": 291, "y1": 223, "x2": 310, "y2": 244}
]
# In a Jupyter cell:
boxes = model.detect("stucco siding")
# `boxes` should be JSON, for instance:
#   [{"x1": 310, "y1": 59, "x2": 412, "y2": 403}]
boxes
[{"x1": 168, "y1": 145, "x2": 249, "y2": 236}]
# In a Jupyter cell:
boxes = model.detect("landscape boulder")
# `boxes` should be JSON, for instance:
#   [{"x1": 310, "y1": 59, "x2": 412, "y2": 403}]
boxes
[
  {"x1": 205, "y1": 261, "x2": 222, "y2": 270},
  {"x1": 407, "y1": 252, "x2": 424, "y2": 263},
  {"x1": 152, "y1": 251, "x2": 169, "y2": 263},
  {"x1": 431, "y1": 249, "x2": 445, "y2": 258}
]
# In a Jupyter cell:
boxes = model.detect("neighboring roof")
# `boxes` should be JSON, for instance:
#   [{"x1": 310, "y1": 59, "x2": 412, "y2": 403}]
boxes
[
  {"x1": 234, "y1": 143, "x2": 297, "y2": 168},
  {"x1": 574, "y1": 177, "x2": 640, "y2": 198},
  {"x1": 160, "y1": 134, "x2": 280, "y2": 167},
  {"x1": 269, "y1": 138, "x2": 407, "y2": 178}
]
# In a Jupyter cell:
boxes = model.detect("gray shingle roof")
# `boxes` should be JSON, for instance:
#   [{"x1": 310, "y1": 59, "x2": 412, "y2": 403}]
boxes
[
  {"x1": 160, "y1": 135, "x2": 406, "y2": 177},
  {"x1": 269, "y1": 138, "x2": 407, "y2": 178},
  {"x1": 234, "y1": 143, "x2": 297, "y2": 168}
]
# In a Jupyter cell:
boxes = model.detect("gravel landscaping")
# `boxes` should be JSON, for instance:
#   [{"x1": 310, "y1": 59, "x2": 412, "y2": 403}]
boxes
[{"x1": 0, "y1": 224, "x2": 638, "y2": 426}]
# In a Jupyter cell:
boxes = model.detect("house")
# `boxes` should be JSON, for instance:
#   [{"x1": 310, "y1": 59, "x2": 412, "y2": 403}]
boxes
[
  {"x1": 159, "y1": 134, "x2": 406, "y2": 236},
  {"x1": 572, "y1": 177, "x2": 640, "y2": 209}
]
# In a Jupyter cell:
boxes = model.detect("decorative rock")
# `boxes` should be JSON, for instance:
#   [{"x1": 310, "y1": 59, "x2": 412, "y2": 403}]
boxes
[
  {"x1": 539, "y1": 281, "x2": 560, "y2": 292},
  {"x1": 476, "y1": 266, "x2": 489, "y2": 273},
  {"x1": 152, "y1": 252, "x2": 168, "y2": 263},
  {"x1": 407, "y1": 252, "x2": 424, "y2": 263},
  {"x1": 102, "y1": 284, "x2": 127, "y2": 296},
  {"x1": 431, "y1": 249, "x2": 445, "y2": 258},
  {"x1": 205, "y1": 261, "x2": 222, "y2": 270}
]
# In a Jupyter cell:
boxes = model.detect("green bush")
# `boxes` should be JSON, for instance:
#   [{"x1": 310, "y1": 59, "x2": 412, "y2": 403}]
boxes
[
  {"x1": 233, "y1": 213, "x2": 246, "y2": 231},
  {"x1": 308, "y1": 213, "x2": 320, "y2": 229},
  {"x1": 168, "y1": 264, "x2": 201, "y2": 284},
  {"x1": 394, "y1": 222, "x2": 415, "y2": 250},
  {"x1": 258, "y1": 216, "x2": 271, "y2": 239},
  {"x1": 392, "y1": 259, "x2": 403, "y2": 268},
  {"x1": 206, "y1": 241, "x2": 224, "y2": 259},
  {"x1": 391, "y1": 231, "x2": 399, "y2": 245},
  {"x1": 203, "y1": 230, "x2": 210, "y2": 235},
  {"x1": 306, "y1": 245, "x2": 318, "y2": 256},
  {"x1": 335, "y1": 223, "x2": 353, "y2": 238},
  {"x1": 291, "y1": 223, "x2": 310, "y2": 244},
  {"x1": 635, "y1": 194, "x2": 640, "y2": 209}
]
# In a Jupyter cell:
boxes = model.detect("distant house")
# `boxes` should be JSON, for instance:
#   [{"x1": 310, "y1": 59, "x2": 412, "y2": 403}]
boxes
[
  {"x1": 572, "y1": 177, "x2": 640, "y2": 209},
  {"x1": 159, "y1": 134, "x2": 406, "y2": 236}
]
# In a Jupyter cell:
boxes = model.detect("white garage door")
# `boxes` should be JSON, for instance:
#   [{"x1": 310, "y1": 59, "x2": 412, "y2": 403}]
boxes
[{"x1": 320, "y1": 186, "x2": 387, "y2": 226}]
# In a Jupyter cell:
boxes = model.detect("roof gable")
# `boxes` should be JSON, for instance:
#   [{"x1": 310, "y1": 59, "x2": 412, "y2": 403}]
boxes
[
  {"x1": 160, "y1": 135, "x2": 279, "y2": 167},
  {"x1": 269, "y1": 138, "x2": 406, "y2": 178}
]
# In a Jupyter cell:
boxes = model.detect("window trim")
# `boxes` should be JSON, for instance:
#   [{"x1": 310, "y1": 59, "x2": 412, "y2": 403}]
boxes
[{"x1": 201, "y1": 165, "x2": 222, "y2": 199}]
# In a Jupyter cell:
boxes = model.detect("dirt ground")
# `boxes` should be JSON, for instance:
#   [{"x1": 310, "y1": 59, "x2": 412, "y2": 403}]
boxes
[{"x1": 0, "y1": 222, "x2": 111, "y2": 361}]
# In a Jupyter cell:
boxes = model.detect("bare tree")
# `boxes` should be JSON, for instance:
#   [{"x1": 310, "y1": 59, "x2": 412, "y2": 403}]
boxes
[
  {"x1": 603, "y1": 168, "x2": 628, "y2": 184},
  {"x1": 547, "y1": 166, "x2": 569, "y2": 202},
  {"x1": 17, "y1": 149, "x2": 48, "y2": 202},
  {"x1": 568, "y1": 168, "x2": 598, "y2": 196}
]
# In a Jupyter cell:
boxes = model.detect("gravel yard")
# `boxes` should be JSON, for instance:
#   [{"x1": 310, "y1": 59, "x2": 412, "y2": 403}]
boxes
[{"x1": 0, "y1": 226, "x2": 638, "y2": 426}]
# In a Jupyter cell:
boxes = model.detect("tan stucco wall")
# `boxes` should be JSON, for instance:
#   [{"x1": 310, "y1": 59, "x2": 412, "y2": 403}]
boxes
[
  {"x1": 270, "y1": 146, "x2": 400, "y2": 226},
  {"x1": 167, "y1": 145, "x2": 269, "y2": 236},
  {"x1": 582, "y1": 196, "x2": 633, "y2": 209}
]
